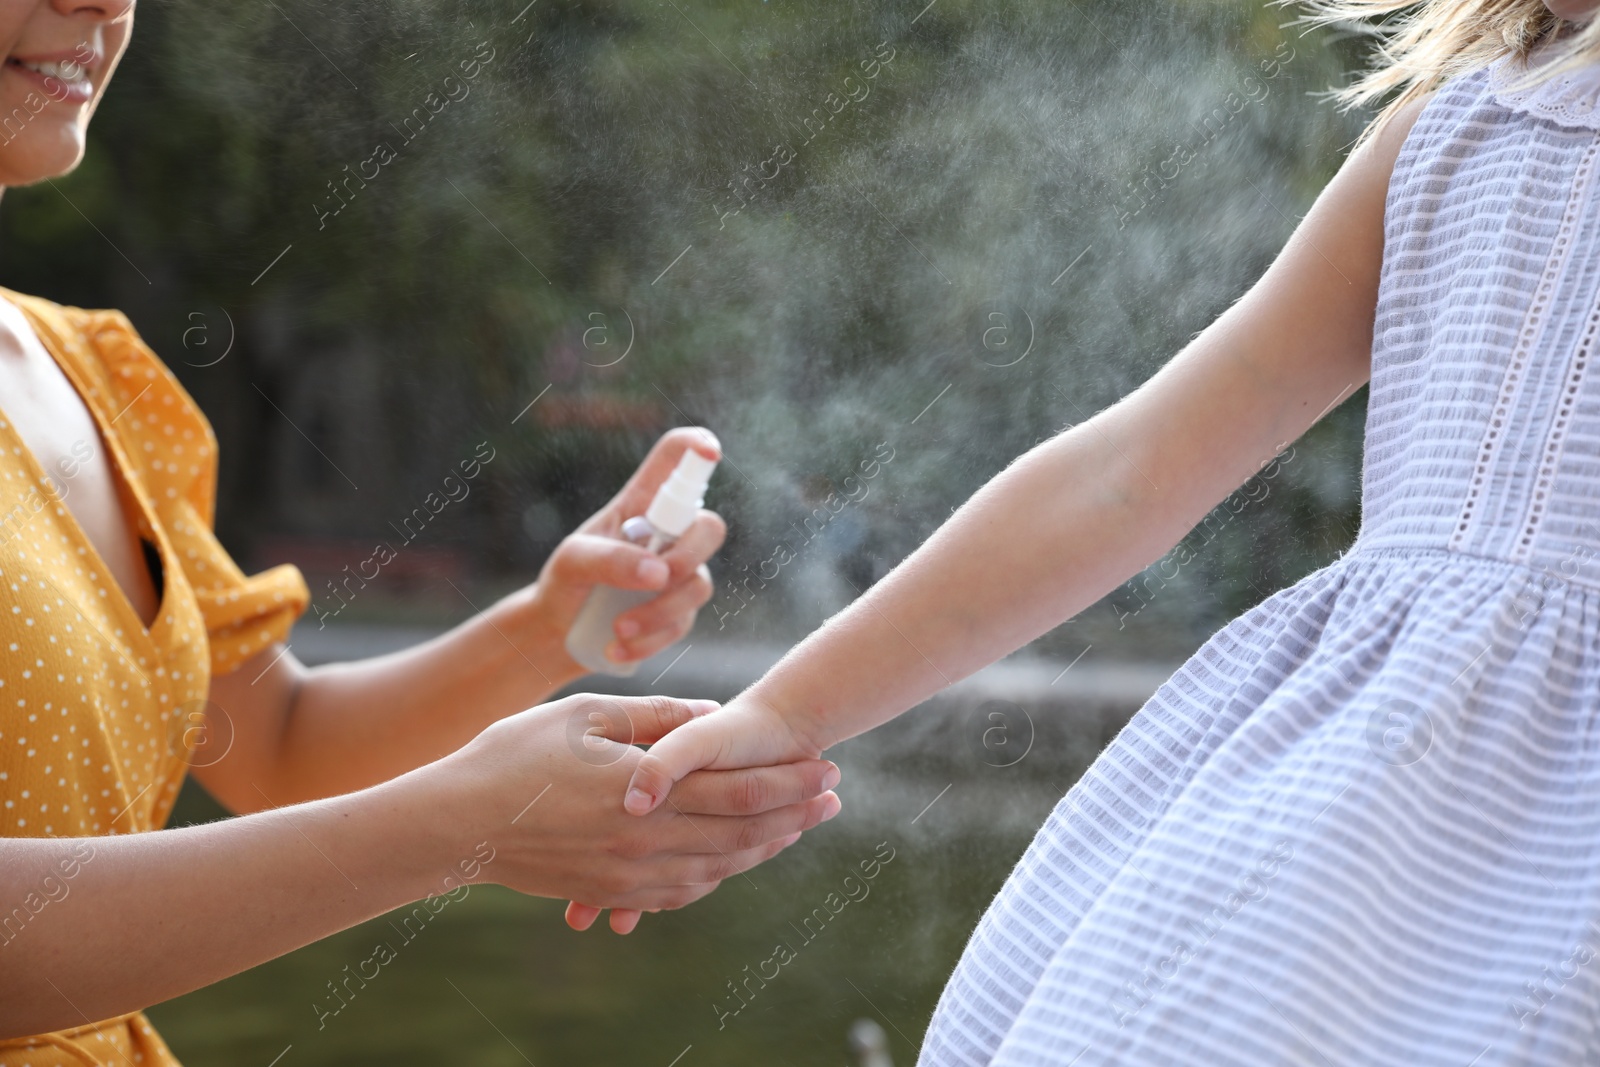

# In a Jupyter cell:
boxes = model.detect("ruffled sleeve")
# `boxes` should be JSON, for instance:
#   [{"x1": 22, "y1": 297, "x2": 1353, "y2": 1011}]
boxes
[{"x1": 47, "y1": 301, "x2": 310, "y2": 676}]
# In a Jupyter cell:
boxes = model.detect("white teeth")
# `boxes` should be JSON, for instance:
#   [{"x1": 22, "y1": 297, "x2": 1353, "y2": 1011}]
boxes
[{"x1": 16, "y1": 60, "x2": 87, "y2": 82}]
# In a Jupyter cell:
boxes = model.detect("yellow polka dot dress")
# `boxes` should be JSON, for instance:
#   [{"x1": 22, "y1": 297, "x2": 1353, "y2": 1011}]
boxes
[{"x1": 0, "y1": 290, "x2": 308, "y2": 1065}]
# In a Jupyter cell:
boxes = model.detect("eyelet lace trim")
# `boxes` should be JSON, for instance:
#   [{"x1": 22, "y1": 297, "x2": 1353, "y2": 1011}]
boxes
[
  {"x1": 1489, "y1": 42, "x2": 1600, "y2": 131},
  {"x1": 1451, "y1": 139, "x2": 1600, "y2": 556},
  {"x1": 1515, "y1": 280, "x2": 1600, "y2": 562}
]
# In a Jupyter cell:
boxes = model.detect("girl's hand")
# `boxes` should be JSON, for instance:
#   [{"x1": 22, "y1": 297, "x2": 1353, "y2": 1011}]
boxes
[
  {"x1": 427, "y1": 693, "x2": 839, "y2": 921},
  {"x1": 564, "y1": 694, "x2": 831, "y2": 933},
  {"x1": 621, "y1": 695, "x2": 825, "y2": 816},
  {"x1": 519, "y1": 428, "x2": 727, "y2": 675}
]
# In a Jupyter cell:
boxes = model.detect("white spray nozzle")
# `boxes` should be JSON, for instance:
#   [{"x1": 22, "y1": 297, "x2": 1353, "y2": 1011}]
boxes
[{"x1": 644, "y1": 448, "x2": 718, "y2": 537}]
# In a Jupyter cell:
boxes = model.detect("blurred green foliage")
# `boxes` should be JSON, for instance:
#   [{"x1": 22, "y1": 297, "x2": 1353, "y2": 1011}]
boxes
[{"x1": 0, "y1": 0, "x2": 1374, "y2": 657}]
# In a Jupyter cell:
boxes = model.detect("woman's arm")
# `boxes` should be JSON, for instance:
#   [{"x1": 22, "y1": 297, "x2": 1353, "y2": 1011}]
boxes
[
  {"x1": 197, "y1": 429, "x2": 726, "y2": 812},
  {"x1": 618, "y1": 94, "x2": 1436, "y2": 813},
  {"x1": 0, "y1": 694, "x2": 839, "y2": 1036}
]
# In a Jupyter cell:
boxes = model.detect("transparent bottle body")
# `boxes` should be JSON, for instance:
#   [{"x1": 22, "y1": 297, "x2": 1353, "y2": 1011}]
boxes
[{"x1": 564, "y1": 526, "x2": 674, "y2": 677}]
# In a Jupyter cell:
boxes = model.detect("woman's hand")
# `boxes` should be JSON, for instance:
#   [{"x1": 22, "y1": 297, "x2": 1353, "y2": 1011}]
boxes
[
  {"x1": 512, "y1": 427, "x2": 727, "y2": 679},
  {"x1": 193, "y1": 427, "x2": 729, "y2": 814},
  {"x1": 0, "y1": 691, "x2": 836, "y2": 1033},
  {"x1": 427, "y1": 692, "x2": 840, "y2": 932}
]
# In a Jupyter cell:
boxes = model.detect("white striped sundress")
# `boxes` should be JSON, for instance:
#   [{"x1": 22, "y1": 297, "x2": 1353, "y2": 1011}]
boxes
[{"x1": 918, "y1": 39, "x2": 1600, "y2": 1067}]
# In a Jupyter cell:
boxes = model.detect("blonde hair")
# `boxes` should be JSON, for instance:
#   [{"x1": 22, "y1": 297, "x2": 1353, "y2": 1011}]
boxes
[{"x1": 1277, "y1": 1, "x2": 1600, "y2": 144}]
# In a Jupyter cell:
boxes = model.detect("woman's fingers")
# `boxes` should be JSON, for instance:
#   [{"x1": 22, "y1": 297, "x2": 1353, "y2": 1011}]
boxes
[
  {"x1": 607, "y1": 879, "x2": 722, "y2": 914},
  {"x1": 658, "y1": 830, "x2": 805, "y2": 886},
  {"x1": 561, "y1": 815, "x2": 822, "y2": 934},
  {"x1": 577, "y1": 694, "x2": 722, "y2": 748},
  {"x1": 599, "y1": 428, "x2": 722, "y2": 525},
  {"x1": 614, "y1": 560, "x2": 713, "y2": 634},
  {"x1": 563, "y1": 811, "x2": 823, "y2": 933},
  {"x1": 545, "y1": 532, "x2": 673, "y2": 594},
  {"x1": 661, "y1": 791, "x2": 840, "y2": 855},
  {"x1": 566, "y1": 880, "x2": 726, "y2": 931},
  {"x1": 564, "y1": 904, "x2": 647, "y2": 935},
  {"x1": 607, "y1": 567, "x2": 712, "y2": 662},
  {"x1": 670, "y1": 759, "x2": 842, "y2": 816},
  {"x1": 607, "y1": 510, "x2": 722, "y2": 658},
  {"x1": 657, "y1": 510, "x2": 727, "y2": 581},
  {"x1": 537, "y1": 434, "x2": 723, "y2": 643},
  {"x1": 573, "y1": 827, "x2": 806, "y2": 922}
]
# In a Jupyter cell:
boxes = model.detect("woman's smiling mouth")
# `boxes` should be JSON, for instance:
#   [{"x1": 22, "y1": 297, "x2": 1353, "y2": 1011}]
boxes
[{"x1": 4, "y1": 49, "x2": 96, "y2": 103}]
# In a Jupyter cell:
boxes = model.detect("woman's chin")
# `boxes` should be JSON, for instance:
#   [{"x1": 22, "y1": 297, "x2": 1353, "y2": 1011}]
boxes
[{"x1": 0, "y1": 134, "x2": 86, "y2": 188}]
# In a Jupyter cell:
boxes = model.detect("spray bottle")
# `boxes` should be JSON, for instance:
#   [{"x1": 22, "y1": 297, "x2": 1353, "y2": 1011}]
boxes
[{"x1": 565, "y1": 448, "x2": 719, "y2": 676}]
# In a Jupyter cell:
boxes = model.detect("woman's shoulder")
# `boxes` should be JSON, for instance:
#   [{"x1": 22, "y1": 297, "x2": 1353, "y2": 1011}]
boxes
[
  {"x1": 6, "y1": 288, "x2": 162, "y2": 389},
  {"x1": 3, "y1": 288, "x2": 222, "y2": 520}
]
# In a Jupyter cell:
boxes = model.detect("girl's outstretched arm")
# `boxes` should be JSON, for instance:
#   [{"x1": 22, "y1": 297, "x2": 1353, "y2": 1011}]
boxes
[{"x1": 619, "y1": 93, "x2": 1436, "y2": 819}]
